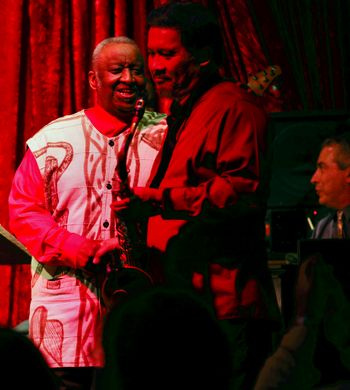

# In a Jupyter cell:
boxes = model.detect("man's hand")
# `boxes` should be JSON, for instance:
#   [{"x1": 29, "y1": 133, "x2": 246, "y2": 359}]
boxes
[
  {"x1": 91, "y1": 237, "x2": 121, "y2": 265},
  {"x1": 111, "y1": 187, "x2": 164, "y2": 219},
  {"x1": 133, "y1": 187, "x2": 164, "y2": 202},
  {"x1": 294, "y1": 253, "x2": 335, "y2": 326},
  {"x1": 82, "y1": 237, "x2": 121, "y2": 274}
]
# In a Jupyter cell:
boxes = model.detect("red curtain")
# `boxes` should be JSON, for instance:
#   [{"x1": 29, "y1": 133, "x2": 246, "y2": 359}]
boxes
[
  {"x1": 0, "y1": 0, "x2": 348, "y2": 327},
  {"x1": 0, "y1": 0, "x2": 155, "y2": 327}
]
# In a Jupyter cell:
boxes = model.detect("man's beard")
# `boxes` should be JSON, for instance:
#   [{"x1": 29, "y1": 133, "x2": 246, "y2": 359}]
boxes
[
  {"x1": 158, "y1": 72, "x2": 199, "y2": 101},
  {"x1": 156, "y1": 86, "x2": 173, "y2": 99}
]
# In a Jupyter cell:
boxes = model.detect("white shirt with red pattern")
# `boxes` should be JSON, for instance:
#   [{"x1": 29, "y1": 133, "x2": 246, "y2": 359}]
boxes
[{"x1": 8, "y1": 107, "x2": 167, "y2": 368}]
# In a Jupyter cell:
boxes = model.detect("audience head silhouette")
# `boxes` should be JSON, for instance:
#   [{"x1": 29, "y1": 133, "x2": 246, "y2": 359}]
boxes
[
  {"x1": 0, "y1": 326, "x2": 58, "y2": 389},
  {"x1": 99, "y1": 287, "x2": 232, "y2": 390}
]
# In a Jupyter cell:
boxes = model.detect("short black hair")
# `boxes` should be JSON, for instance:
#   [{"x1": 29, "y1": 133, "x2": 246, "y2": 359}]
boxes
[
  {"x1": 147, "y1": 2, "x2": 224, "y2": 66},
  {"x1": 322, "y1": 122, "x2": 350, "y2": 169}
]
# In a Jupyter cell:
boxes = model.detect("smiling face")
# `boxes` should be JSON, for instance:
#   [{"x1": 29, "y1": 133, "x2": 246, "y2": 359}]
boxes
[
  {"x1": 147, "y1": 27, "x2": 202, "y2": 102},
  {"x1": 89, "y1": 42, "x2": 145, "y2": 120},
  {"x1": 311, "y1": 144, "x2": 350, "y2": 209}
]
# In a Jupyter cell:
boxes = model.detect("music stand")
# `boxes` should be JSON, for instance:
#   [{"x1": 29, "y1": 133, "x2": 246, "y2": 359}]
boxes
[{"x1": 0, "y1": 225, "x2": 31, "y2": 264}]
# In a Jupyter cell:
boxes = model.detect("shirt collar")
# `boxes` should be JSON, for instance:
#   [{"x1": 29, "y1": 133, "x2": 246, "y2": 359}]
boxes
[{"x1": 85, "y1": 105, "x2": 129, "y2": 137}]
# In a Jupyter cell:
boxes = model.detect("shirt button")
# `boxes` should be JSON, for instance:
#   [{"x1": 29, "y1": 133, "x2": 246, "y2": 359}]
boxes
[
  {"x1": 106, "y1": 183, "x2": 112, "y2": 190},
  {"x1": 109, "y1": 140, "x2": 115, "y2": 147},
  {"x1": 103, "y1": 220, "x2": 109, "y2": 228}
]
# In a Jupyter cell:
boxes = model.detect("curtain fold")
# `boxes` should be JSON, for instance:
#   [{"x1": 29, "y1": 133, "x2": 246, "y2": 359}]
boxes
[
  {"x1": 0, "y1": 0, "x2": 27, "y2": 327},
  {"x1": 0, "y1": 0, "x2": 349, "y2": 327},
  {"x1": 267, "y1": 0, "x2": 350, "y2": 110}
]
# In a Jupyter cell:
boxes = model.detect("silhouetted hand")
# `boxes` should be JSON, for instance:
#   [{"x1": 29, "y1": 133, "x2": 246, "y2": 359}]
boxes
[
  {"x1": 255, "y1": 254, "x2": 350, "y2": 389},
  {"x1": 111, "y1": 187, "x2": 164, "y2": 219},
  {"x1": 294, "y1": 253, "x2": 336, "y2": 326}
]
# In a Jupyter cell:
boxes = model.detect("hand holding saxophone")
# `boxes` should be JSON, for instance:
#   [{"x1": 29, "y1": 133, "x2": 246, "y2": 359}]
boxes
[
  {"x1": 91, "y1": 237, "x2": 122, "y2": 266},
  {"x1": 110, "y1": 187, "x2": 164, "y2": 219}
]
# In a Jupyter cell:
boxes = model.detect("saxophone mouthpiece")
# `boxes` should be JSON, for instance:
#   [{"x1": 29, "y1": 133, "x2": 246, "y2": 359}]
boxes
[
  {"x1": 130, "y1": 97, "x2": 146, "y2": 129},
  {"x1": 134, "y1": 97, "x2": 145, "y2": 118}
]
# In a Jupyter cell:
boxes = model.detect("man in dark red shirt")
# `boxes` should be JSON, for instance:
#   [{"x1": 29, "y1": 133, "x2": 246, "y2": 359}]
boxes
[{"x1": 112, "y1": 3, "x2": 281, "y2": 389}]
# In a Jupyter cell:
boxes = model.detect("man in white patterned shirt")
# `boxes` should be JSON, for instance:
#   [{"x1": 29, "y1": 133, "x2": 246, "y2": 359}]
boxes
[{"x1": 8, "y1": 36, "x2": 167, "y2": 389}]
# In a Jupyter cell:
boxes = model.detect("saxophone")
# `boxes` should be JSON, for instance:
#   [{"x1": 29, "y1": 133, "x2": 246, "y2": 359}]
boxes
[{"x1": 101, "y1": 97, "x2": 153, "y2": 309}]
